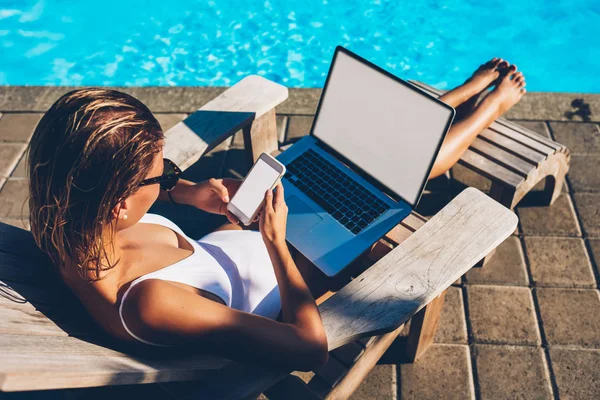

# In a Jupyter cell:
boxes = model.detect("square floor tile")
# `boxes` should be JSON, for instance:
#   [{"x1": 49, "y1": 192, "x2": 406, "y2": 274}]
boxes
[
  {"x1": 550, "y1": 348, "x2": 600, "y2": 399},
  {"x1": 467, "y1": 285, "x2": 541, "y2": 345},
  {"x1": 567, "y1": 155, "x2": 600, "y2": 192},
  {"x1": 399, "y1": 344, "x2": 474, "y2": 400},
  {"x1": 525, "y1": 237, "x2": 596, "y2": 288},
  {"x1": 434, "y1": 287, "x2": 468, "y2": 344},
  {"x1": 536, "y1": 288, "x2": 600, "y2": 348},
  {"x1": 0, "y1": 179, "x2": 29, "y2": 218},
  {"x1": 10, "y1": 146, "x2": 28, "y2": 178},
  {"x1": 0, "y1": 113, "x2": 42, "y2": 142},
  {"x1": 349, "y1": 364, "x2": 396, "y2": 400},
  {"x1": 474, "y1": 344, "x2": 553, "y2": 400},
  {"x1": 285, "y1": 116, "x2": 313, "y2": 142},
  {"x1": 0, "y1": 142, "x2": 27, "y2": 178},
  {"x1": 573, "y1": 193, "x2": 600, "y2": 238},
  {"x1": 517, "y1": 194, "x2": 581, "y2": 237},
  {"x1": 548, "y1": 122, "x2": 600, "y2": 154},
  {"x1": 465, "y1": 237, "x2": 529, "y2": 286}
]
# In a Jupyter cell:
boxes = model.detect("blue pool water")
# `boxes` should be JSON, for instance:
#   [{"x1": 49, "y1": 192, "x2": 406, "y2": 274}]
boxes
[{"x1": 1, "y1": 0, "x2": 599, "y2": 92}]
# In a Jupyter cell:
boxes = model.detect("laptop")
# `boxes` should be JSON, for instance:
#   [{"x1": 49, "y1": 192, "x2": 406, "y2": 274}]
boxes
[{"x1": 275, "y1": 46, "x2": 455, "y2": 277}]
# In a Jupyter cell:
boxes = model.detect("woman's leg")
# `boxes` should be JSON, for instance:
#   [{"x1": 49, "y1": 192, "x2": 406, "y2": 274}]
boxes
[{"x1": 428, "y1": 61, "x2": 526, "y2": 179}]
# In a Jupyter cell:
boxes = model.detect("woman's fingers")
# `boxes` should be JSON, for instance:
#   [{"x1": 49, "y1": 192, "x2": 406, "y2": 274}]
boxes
[
  {"x1": 225, "y1": 210, "x2": 240, "y2": 224},
  {"x1": 273, "y1": 181, "x2": 285, "y2": 209},
  {"x1": 208, "y1": 178, "x2": 230, "y2": 202},
  {"x1": 264, "y1": 187, "x2": 274, "y2": 213}
]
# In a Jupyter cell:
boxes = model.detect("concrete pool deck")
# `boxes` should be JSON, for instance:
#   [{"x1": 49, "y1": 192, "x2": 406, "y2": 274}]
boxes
[{"x1": 0, "y1": 86, "x2": 599, "y2": 399}]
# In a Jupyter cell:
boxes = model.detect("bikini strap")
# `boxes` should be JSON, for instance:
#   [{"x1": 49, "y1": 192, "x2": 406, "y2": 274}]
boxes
[{"x1": 118, "y1": 277, "x2": 173, "y2": 347}]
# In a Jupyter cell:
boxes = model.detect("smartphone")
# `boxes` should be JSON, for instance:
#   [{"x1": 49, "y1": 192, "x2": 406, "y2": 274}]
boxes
[{"x1": 227, "y1": 152, "x2": 286, "y2": 226}]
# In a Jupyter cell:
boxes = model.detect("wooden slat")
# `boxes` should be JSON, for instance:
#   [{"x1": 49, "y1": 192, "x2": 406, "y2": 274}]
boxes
[
  {"x1": 470, "y1": 137, "x2": 536, "y2": 178},
  {"x1": 314, "y1": 356, "x2": 348, "y2": 388},
  {"x1": 0, "y1": 280, "x2": 72, "y2": 307},
  {"x1": 0, "y1": 289, "x2": 94, "y2": 337},
  {"x1": 364, "y1": 241, "x2": 393, "y2": 264},
  {"x1": 459, "y1": 149, "x2": 525, "y2": 188},
  {"x1": 384, "y1": 212, "x2": 427, "y2": 245},
  {"x1": 319, "y1": 188, "x2": 517, "y2": 350},
  {"x1": 0, "y1": 253, "x2": 57, "y2": 286},
  {"x1": 330, "y1": 342, "x2": 365, "y2": 368},
  {"x1": 0, "y1": 297, "x2": 69, "y2": 337},
  {"x1": 0, "y1": 333, "x2": 230, "y2": 392},
  {"x1": 479, "y1": 128, "x2": 547, "y2": 165},
  {"x1": 163, "y1": 75, "x2": 288, "y2": 170},
  {"x1": 495, "y1": 117, "x2": 563, "y2": 151},
  {"x1": 382, "y1": 225, "x2": 413, "y2": 247},
  {"x1": 0, "y1": 222, "x2": 49, "y2": 260},
  {"x1": 401, "y1": 212, "x2": 428, "y2": 229},
  {"x1": 490, "y1": 122, "x2": 556, "y2": 155}
]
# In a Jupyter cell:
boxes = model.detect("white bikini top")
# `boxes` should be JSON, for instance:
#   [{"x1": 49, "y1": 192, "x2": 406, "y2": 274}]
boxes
[{"x1": 118, "y1": 213, "x2": 281, "y2": 347}]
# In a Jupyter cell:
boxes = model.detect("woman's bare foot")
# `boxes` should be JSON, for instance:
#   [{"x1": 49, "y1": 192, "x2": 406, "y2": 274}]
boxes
[
  {"x1": 455, "y1": 59, "x2": 517, "y2": 119},
  {"x1": 486, "y1": 71, "x2": 526, "y2": 117},
  {"x1": 442, "y1": 58, "x2": 513, "y2": 114},
  {"x1": 464, "y1": 58, "x2": 509, "y2": 93}
]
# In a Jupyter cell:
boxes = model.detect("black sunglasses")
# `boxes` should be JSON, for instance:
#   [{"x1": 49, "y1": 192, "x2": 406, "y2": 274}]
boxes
[{"x1": 139, "y1": 158, "x2": 182, "y2": 191}]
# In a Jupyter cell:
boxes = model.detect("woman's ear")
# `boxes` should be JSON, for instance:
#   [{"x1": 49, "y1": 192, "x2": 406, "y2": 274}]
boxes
[{"x1": 111, "y1": 200, "x2": 130, "y2": 221}]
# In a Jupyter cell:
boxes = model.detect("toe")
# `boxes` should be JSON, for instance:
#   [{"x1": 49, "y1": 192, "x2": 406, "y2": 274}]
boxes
[{"x1": 497, "y1": 60, "x2": 509, "y2": 69}]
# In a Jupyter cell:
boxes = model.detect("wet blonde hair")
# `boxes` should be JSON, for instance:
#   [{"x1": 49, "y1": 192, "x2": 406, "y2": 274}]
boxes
[{"x1": 28, "y1": 88, "x2": 164, "y2": 282}]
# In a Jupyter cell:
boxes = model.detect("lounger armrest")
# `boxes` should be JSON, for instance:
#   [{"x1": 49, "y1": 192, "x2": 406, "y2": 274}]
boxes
[
  {"x1": 163, "y1": 75, "x2": 288, "y2": 170},
  {"x1": 319, "y1": 187, "x2": 518, "y2": 350}
]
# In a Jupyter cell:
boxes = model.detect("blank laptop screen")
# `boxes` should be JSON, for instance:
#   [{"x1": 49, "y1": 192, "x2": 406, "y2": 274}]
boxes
[{"x1": 312, "y1": 49, "x2": 455, "y2": 207}]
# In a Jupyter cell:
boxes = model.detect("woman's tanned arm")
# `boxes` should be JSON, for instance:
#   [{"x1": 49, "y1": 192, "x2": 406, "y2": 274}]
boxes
[{"x1": 261, "y1": 184, "x2": 328, "y2": 351}]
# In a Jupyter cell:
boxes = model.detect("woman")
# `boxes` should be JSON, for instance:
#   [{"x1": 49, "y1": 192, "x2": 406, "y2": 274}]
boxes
[{"x1": 28, "y1": 58, "x2": 524, "y2": 372}]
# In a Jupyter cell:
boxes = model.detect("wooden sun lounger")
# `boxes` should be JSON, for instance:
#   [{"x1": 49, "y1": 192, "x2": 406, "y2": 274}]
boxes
[
  {"x1": 409, "y1": 80, "x2": 571, "y2": 210},
  {"x1": 0, "y1": 76, "x2": 517, "y2": 399}
]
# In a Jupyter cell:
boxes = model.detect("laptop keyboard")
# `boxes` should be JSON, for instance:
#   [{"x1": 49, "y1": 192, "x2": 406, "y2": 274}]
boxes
[{"x1": 284, "y1": 149, "x2": 391, "y2": 235}]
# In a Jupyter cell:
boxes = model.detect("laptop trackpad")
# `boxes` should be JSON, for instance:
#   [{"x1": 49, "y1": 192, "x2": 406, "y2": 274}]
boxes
[{"x1": 286, "y1": 195, "x2": 323, "y2": 234}]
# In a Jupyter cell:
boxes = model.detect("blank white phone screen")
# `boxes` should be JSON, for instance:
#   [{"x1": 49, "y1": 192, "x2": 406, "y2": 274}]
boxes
[{"x1": 233, "y1": 159, "x2": 280, "y2": 217}]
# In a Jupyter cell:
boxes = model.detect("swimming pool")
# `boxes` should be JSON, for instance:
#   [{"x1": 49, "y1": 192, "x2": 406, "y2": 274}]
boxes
[{"x1": 1, "y1": 0, "x2": 599, "y2": 92}]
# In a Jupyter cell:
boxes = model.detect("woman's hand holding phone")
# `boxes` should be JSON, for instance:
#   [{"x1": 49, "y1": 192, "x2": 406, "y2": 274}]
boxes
[
  {"x1": 259, "y1": 181, "x2": 288, "y2": 248},
  {"x1": 191, "y1": 178, "x2": 246, "y2": 224}
]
